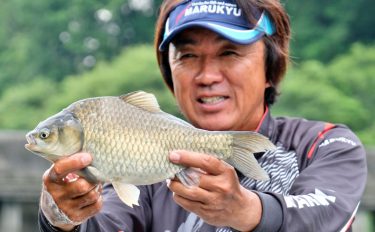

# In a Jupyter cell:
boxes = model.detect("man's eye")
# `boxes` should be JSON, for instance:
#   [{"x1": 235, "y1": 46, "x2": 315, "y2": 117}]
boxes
[
  {"x1": 179, "y1": 53, "x2": 196, "y2": 59},
  {"x1": 221, "y1": 50, "x2": 237, "y2": 56}
]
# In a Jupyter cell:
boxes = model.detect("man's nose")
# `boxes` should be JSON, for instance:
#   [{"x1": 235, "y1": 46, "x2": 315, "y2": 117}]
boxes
[{"x1": 195, "y1": 58, "x2": 224, "y2": 86}]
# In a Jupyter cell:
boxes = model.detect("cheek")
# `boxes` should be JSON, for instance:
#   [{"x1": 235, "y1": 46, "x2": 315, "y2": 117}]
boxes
[
  {"x1": 171, "y1": 77, "x2": 195, "y2": 118},
  {"x1": 229, "y1": 68, "x2": 267, "y2": 106},
  {"x1": 173, "y1": 81, "x2": 190, "y2": 112},
  {"x1": 171, "y1": 75, "x2": 182, "y2": 100},
  {"x1": 171, "y1": 66, "x2": 191, "y2": 97}
]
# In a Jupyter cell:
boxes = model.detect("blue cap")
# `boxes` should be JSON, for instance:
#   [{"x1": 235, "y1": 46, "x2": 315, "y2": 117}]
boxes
[{"x1": 159, "y1": 0, "x2": 275, "y2": 51}]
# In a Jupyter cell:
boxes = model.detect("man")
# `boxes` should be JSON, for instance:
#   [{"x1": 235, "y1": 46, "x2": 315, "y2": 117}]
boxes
[{"x1": 39, "y1": 0, "x2": 367, "y2": 231}]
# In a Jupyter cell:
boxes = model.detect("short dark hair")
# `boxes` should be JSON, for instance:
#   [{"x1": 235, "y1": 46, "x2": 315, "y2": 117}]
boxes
[{"x1": 154, "y1": 0, "x2": 291, "y2": 105}]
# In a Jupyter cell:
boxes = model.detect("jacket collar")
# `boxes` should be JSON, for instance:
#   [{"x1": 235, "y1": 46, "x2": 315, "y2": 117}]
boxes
[{"x1": 255, "y1": 105, "x2": 276, "y2": 142}]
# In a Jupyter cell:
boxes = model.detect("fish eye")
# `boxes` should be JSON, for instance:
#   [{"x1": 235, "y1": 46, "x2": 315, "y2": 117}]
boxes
[{"x1": 39, "y1": 128, "x2": 50, "y2": 139}]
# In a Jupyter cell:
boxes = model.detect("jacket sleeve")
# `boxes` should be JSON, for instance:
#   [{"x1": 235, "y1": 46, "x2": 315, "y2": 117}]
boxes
[
  {"x1": 39, "y1": 184, "x2": 153, "y2": 232},
  {"x1": 255, "y1": 126, "x2": 367, "y2": 232}
]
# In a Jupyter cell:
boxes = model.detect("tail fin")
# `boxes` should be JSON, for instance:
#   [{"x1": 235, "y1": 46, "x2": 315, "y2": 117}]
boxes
[{"x1": 227, "y1": 132, "x2": 275, "y2": 181}]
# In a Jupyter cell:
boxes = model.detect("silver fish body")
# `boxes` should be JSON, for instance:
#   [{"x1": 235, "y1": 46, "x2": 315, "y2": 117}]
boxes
[{"x1": 25, "y1": 91, "x2": 275, "y2": 207}]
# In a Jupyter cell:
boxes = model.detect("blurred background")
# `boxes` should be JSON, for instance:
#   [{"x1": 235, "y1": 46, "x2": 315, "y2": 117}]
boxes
[{"x1": 0, "y1": 0, "x2": 374, "y2": 231}]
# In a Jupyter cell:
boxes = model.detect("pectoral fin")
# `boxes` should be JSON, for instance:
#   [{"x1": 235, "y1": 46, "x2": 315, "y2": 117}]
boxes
[
  {"x1": 227, "y1": 131, "x2": 274, "y2": 181},
  {"x1": 176, "y1": 168, "x2": 204, "y2": 187},
  {"x1": 112, "y1": 181, "x2": 140, "y2": 208}
]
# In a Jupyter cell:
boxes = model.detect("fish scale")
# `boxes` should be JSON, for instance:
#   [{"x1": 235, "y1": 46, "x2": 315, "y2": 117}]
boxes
[
  {"x1": 76, "y1": 97, "x2": 230, "y2": 183},
  {"x1": 25, "y1": 91, "x2": 275, "y2": 207}
]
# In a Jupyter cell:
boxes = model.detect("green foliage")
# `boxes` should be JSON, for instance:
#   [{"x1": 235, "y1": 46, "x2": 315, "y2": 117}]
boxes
[
  {"x1": 0, "y1": 0, "x2": 163, "y2": 94},
  {"x1": 326, "y1": 43, "x2": 375, "y2": 112},
  {"x1": 46, "y1": 45, "x2": 178, "y2": 115},
  {"x1": 285, "y1": 0, "x2": 375, "y2": 62},
  {"x1": 2, "y1": 43, "x2": 374, "y2": 145},
  {"x1": 0, "y1": 0, "x2": 374, "y2": 145},
  {"x1": 273, "y1": 64, "x2": 369, "y2": 130},
  {"x1": 0, "y1": 45, "x2": 177, "y2": 130},
  {"x1": 0, "y1": 78, "x2": 57, "y2": 129},
  {"x1": 273, "y1": 43, "x2": 375, "y2": 144},
  {"x1": 2, "y1": 0, "x2": 372, "y2": 94}
]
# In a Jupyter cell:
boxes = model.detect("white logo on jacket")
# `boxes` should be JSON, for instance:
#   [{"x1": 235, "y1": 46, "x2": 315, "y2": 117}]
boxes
[
  {"x1": 319, "y1": 137, "x2": 357, "y2": 148},
  {"x1": 284, "y1": 189, "x2": 336, "y2": 209}
]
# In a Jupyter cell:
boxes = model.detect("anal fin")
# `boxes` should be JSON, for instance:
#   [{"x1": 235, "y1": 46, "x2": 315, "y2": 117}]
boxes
[{"x1": 112, "y1": 181, "x2": 140, "y2": 208}]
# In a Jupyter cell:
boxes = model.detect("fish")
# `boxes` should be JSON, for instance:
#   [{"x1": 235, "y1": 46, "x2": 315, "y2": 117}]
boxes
[{"x1": 25, "y1": 91, "x2": 275, "y2": 207}]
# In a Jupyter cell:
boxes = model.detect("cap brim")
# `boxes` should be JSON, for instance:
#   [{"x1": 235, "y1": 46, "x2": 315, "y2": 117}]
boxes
[{"x1": 159, "y1": 21, "x2": 265, "y2": 51}]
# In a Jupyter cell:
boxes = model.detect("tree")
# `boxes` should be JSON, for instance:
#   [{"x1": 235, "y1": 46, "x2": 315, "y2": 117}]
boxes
[
  {"x1": 273, "y1": 43, "x2": 375, "y2": 144},
  {"x1": 0, "y1": 0, "x2": 163, "y2": 94},
  {"x1": 284, "y1": 0, "x2": 375, "y2": 62},
  {"x1": 0, "y1": 45, "x2": 177, "y2": 130}
]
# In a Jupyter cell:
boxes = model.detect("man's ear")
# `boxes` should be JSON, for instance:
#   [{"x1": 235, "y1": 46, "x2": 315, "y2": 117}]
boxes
[{"x1": 265, "y1": 80, "x2": 272, "y2": 88}]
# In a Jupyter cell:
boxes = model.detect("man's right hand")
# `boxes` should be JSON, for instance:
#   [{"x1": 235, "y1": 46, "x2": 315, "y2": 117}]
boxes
[{"x1": 41, "y1": 152, "x2": 103, "y2": 231}]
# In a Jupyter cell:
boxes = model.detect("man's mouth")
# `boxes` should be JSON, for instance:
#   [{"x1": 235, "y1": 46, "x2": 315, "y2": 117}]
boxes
[{"x1": 198, "y1": 96, "x2": 228, "y2": 104}]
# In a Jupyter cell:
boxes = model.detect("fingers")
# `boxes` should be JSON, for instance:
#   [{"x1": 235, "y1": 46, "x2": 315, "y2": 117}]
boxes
[
  {"x1": 63, "y1": 173, "x2": 80, "y2": 183},
  {"x1": 40, "y1": 153, "x2": 103, "y2": 228},
  {"x1": 168, "y1": 150, "x2": 259, "y2": 230},
  {"x1": 172, "y1": 191, "x2": 206, "y2": 212},
  {"x1": 168, "y1": 179, "x2": 208, "y2": 203},
  {"x1": 53, "y1": 179, "x2": 103, "y2": 220},
  {"x1": 169, "y1": 173, "x2": 236, "y2": 208},
  {"x1": 66, "y1": 184, "x2": 102, "y2": 209},
  {"x1": 74, "y1": 196, "x2": 103, "y2": 221},
  {"x1": 43, "y1": 153, "x2": 92, "y2": 185},
  {"x1": 168, "y1": 179, "x2": 210, "y2": 214},
  {"x1": 168, "y1": 150, "x2": 238, "y2": 194},
  {"x1": 169, "y1": 150, "x2": 225, "y2": 176},
  {"x1": 52, "y1": 153, "x2": 92, "y2": 182},
  {"x1": 170, "y1": 179, "x2": 227, "y2": 214},
  {"x1": 60, "y1": 178, "x2": 99, "y2": 199},
  {"x1": 168, "y1": 150, "x2": 241, "y2": 211},
  {"x1": 59, "y1": 184, "x2": 103, "y2": 222}
]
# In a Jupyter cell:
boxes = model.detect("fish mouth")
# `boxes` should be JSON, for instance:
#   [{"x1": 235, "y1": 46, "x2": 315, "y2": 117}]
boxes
[
  {"x1": 25, "y1": 132, "x2": 37, "y2": 151},
  {"x1": 26, "y1": 132, "x2": 36, "y2": 145}
]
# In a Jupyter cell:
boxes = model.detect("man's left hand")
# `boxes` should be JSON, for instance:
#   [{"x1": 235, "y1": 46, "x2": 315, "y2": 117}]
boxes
[{"x1": 168, "y1": 150, "x2": 262, "y2": 231}]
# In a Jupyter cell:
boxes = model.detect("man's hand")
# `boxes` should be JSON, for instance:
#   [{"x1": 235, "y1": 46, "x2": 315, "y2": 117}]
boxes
[
  {"x1": 168, "y1": 150, "x2": 262, "y2": 231},
  {"x1": 41, "y1": 153, "x2": 103, "y2": 231}
]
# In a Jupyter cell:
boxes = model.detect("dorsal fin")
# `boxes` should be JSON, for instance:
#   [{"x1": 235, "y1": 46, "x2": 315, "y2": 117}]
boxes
[{"x1": 119, "y1": 91, "x2": 161, "y2": 113}]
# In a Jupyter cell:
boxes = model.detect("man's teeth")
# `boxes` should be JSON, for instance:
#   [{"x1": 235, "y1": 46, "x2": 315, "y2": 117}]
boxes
[{"x1": 200, "y1": 96, "x2": 226, "y2": 104}]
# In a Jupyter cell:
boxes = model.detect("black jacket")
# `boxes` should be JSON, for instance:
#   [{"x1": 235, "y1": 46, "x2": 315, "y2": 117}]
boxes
[{"x1": 40, "y1": 109, "x2": 367, "y2": 232}]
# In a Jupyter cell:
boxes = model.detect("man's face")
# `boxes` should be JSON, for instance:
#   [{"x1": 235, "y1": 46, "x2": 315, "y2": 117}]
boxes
[{"x1": 168, "y1": 28, "x2": 270, "y2": 131}]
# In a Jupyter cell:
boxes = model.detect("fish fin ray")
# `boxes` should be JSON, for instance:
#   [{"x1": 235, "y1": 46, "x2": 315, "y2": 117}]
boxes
[
  {"x1": 176, "y1": 168, "x2": 202, "y2": 187},
  {"x1": 112, "y1": 181, "x2": 140, "y2": 208},
  {"x1": 119, "y1": 91, "x2": 161, "y2": 113},
  {"x1": 228, "y1": 132, "x2": 275, "y2": 181}
]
